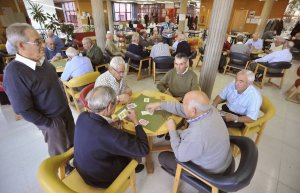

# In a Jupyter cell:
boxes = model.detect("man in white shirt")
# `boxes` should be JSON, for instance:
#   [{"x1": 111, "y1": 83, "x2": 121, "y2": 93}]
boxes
[
  {"x1": 245, "y1": 33, "x2": 263, "y2": 50},
  {"x1": 268, "y1": 36, "x2": 285, "y2": 52},
  {"x1": 150, "y1": 38, "x2": 171, "y2": 58},
  {"x1": 94, "y1": 56, "x2": 132, "y2": 104}
]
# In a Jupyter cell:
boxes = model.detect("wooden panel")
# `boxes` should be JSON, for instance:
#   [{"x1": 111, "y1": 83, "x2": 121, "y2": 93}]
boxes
[{"x1": 230, "y1": 9, "x2": 248, "y2": 32}]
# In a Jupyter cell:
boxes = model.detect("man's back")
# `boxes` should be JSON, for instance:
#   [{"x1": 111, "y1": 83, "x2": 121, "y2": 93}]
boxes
[
  {"x1": 61, "y1": 56, "x2": 93, "y2": 81},
  {"x1": 150, "y1": 42, "x2": 171, "y2": 58},
  {"x1": 230, "y1": 43, "x2": 250, "y2": 56},
  {"x1": 87, "y1": 45, "x2": 103, "y2": 67}
]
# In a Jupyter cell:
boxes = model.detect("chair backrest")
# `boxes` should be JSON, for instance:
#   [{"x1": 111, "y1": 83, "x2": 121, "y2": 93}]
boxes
[
  {"x1": 266, "y1": 61, "x2": 291, "y2": 70},
  {"x1": 64, "y1": 71, "x2": 100, "y2": 88},
  {"x1": 188, "y1": 50, "x2": 197, "y2": 59},
  {"x1": 125, "y1": 51, "x2": 142, "y2": 61},
  {"x1": 229, "y1": 52, "x2": 250, "y2": 66},
  {"x1": 258, "y1": 95, "x2": 276, "y2": 125},
  {"x1": 153, "y1": 56, "x2": 174, "y2": 69},
  {"x1": 79, "y1": 83, "x2": 95, "y2": 110},
  {"x1": 297, "y1": 66, "x2": 300, "y2": 77}
]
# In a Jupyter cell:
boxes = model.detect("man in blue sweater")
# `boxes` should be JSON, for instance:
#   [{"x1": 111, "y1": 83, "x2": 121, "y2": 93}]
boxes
[{"x1": 3, "y1": 23, "x2": 74, "y2": 157}]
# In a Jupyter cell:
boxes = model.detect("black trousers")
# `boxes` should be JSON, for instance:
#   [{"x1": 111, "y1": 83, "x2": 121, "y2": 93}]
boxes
[{"x1": 222, "y1": 104, "x2": 245, "y2": 129}]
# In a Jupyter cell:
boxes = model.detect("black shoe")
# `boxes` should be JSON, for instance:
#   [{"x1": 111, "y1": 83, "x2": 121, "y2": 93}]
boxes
[
  {"x1": 65, "y1": 164, "x2": 75, "y2": 175},
  {"x1": 135, "y1": 164, "x2": 144, "y2": 173},
  {"x1": 165, "y1": 133, "x2": 170, "y2": 141},
  {"x1": 157, "y1": 134, "x2": 164, "y2": 138}
]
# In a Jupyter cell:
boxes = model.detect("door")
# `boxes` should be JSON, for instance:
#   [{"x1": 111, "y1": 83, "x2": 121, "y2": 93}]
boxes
[{"x1": 230, "y1": 10, "x2": 249, "y2": 32}]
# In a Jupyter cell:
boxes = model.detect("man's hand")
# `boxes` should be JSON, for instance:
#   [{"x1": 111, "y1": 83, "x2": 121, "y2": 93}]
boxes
[
  {"x1": 145, "y1": 102, "x2": 161, "y2": 113},
  {"x1": 223, "y1": 113, "x2": 237, "y2": 122},
  {"x1": 126, "y1": 109, "x2": 139, "y2": 125},
  {"x1": 111, "y1": 118, "x2": 122, "y2": 129},
  {"x1": 166, "y1": 118, "x2": 176, "y2": 131},
  {"x1": 118, "y1": 94, "x2": 130, "y2": 104}
]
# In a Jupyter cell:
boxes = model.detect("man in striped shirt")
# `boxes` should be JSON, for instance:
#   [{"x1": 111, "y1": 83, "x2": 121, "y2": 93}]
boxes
[{"x1": 150, "y1": 38, "x2": 171, "y2": 59}]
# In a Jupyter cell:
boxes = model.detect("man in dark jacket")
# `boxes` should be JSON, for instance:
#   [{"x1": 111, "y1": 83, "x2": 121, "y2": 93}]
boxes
[{"x1": 74, "y1": 86, "x2": 149, "y2": 188}]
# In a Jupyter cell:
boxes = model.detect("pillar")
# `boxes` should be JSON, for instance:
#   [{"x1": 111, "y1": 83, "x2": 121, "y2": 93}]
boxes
[
  {"x1": 106, "y1": 0, "x2": 114, "y2": 33},
  {"x1": 91, "y1": 0, "x2": 106, "y2": 51},
  {"x1": 178, "y1": 0, "x2": 188, "y2": 32},
  {"x1": 255, "y1": 0, "x2": 275, "y2": 37},
  {"x1": 199, "y1": 0, "x2": 234, "y2": 98}
]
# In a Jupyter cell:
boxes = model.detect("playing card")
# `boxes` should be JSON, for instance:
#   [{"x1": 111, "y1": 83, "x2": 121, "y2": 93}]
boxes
[
  {"x1": 144, "y1": 98, "x2": 150, "y2": 102},
  {"x1": 118, "y1": 109, "x2": 128, "y2": 120},
  {"x1": 139, "y1": 119, "x2": 149, "y2": 126},
  {"x1": 126, "y1": 103, "x2": 137, "y2": 109},
  {"x1": 141, "y1": 110, "x2": 153, "y2": 115}
]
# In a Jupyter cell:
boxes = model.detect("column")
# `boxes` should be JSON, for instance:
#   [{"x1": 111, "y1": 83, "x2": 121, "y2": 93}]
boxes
[
  {"x1": 106, "y1": 0, "x2": 114, "y2": 33},
  {"x1": 91, "y1": 0, "x2": 107, "y2": 50},
  {"x1": 178, "y1": 0, "x2": 188, "y2": 32},
  {"x1": 199, "y1": 0, "x2": 234, "y2": 98},
  {"x1": 255, "y1": 0, "x2": 275, "y2": 37}
]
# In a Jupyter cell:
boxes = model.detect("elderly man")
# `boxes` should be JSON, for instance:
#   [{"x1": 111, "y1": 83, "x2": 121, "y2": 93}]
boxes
[
  {"x1": 139, "y1": 29, "x2": 151, "y2": 47},
  {"x1": 74, "y1": 86, "x2": 149, "y2": 188},
  {"x1": 212, "y1": 70, "x2": 262, "y2": 129},
  {"x1": 94, "y1": 56, "x2": 132, "y2": 104},
  {"x1": 127, "y1": 32, "x2": 148, "y2": 57},
  {"x1": 3, "y1": 23, "x2": 74, "y2": 157},
  {"x1": 105, "y1": 33, "x2": 125, "y2": 57},
  {"x1": 174, "y1": 34, "x2": 191, "y2": 57},
  {"x1": 44, "y1": 37, "x2": 63, "y2": 62},
  {"x1": 82, "y1": 37, "x2": 103, "y2": 69},
  {"x1": 150, "y1": 38, "x2": 171, "y2": 58},
  {"x1": 157, "y1": 53, "x2": 199, "y2": 101},
  {"x1": 230, "y1": 35, "x2": 250, "y2": 55},
  {"x1": 146, "y1": 90, "x2": 232, "y2": 175},
  {"x1": 171, "y1": 30, "x2": 183, "y2": 51},
  {"x1": 245, "y1": 33, "x2": 263, "y2": 50},
  {"x1": 47, "y1": 30, "x2": 64, "y2": 50},
  {"x1": 148, "y1": 30, "x2": 163, "y2": 46},
  {"x1": 268, "y1": 36, "x2": 285, "y2": 52},
  {"x1": 61, "y1": 47, "x2": 93, "y2": 81}
]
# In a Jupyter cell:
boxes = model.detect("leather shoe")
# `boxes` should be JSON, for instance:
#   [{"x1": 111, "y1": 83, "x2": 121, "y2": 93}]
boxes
[{"x1": 135, "y1": 164, "x2": 144, "y2": 173}]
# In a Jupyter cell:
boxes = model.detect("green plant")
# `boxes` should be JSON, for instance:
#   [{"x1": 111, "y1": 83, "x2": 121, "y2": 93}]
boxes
[
  {"x1": 28, "y1": 1, "x2": 47, "y2": 33},
  {"x1": 45, "y1": 13, "x2": 61, "y2": 35},
  {"x1": 60, "y1": 23, "x2": 74, "y2": 42}
]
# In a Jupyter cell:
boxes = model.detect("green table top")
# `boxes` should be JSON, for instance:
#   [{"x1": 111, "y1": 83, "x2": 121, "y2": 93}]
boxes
[{"x1": 51, "y1": 59, "x2": 67, "y2": 70}]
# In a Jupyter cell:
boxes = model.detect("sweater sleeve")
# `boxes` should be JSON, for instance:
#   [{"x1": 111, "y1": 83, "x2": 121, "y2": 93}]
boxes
[
  {"x1": 160, "y1": 102, "x2": 188, "y2": 118},
  {"x1": 112, "y1": 125, "x2": 149, "y2": 158},
  {"x1": 157, "y1": 71, "x2": 170, "y2": 93}
]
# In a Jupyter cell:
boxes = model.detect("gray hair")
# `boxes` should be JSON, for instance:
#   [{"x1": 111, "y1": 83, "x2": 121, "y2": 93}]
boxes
[
  {"x1": 86, "y1": 86, "x2": 117, "y2": 113},
  {"x1": 82, "y1": 37, "x2": 92, "y2": 44},
  {"x1": 188, "y1": 99, "x2": 211, "y2": 112},
  {"x1": 65, "y1": 47, "x2": 79, "y2": 58},
  {"x1": 238, "y1": 69, "x2": 255, "y2": 83},
  {"x1": 131, "y1": 32, "x2": 140, "y2": 43},
  {"x1": 110, "y1": 56, "x2": 126, "y2": 69},
  {"x1": 236, "y1": 35, "x2": 244, "y2": 42},
  {"x1": 6, "y1": 23, "x2": 35, "y2": 48}
]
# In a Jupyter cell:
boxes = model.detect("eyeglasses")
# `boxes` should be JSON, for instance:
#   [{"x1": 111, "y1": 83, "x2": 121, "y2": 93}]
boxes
[
  {"x1": 24, "y1": 39, "x2": 44, "y2": 46},
  {"x1": 112, "y1": 67, "x2": 125, "y2": 75}
]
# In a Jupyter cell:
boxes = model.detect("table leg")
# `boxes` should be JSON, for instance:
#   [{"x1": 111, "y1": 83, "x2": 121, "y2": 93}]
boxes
[{"x1": 145, "y1": 136, "x2": 154, "y2": 174}]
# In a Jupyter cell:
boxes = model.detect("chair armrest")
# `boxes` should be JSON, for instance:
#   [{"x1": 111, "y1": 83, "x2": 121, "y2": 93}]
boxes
[
  {"x1": 105, "y1": 160, "x2": 138, "y2": 192},
  {"x1": 95, "y1": 63, "x2": 108, "y2": 72},
  {"x1": 140, "y1": 57, "x2": 151, "y2": 62}
]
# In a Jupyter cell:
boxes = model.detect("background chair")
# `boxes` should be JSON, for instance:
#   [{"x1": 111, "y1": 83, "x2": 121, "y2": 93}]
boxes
[
  {"x1": 152, "y1": 56, "x2": 174, "y2": 82},
  {"x1": 286, "y1": 66, "x2": 300, "y2": 104},
  {"x1": 37, "y1": 147, "x2": 138, "y2": 193},
  {"x1": 172, "y1": 136, "x2": 258, "y2": 193},
  {"x1": 223, "y1": 52, "x2": 250, "y2": 75},
  {"x1": 228, "y1": 95, "x2": 275, "y2": 155},
  {"x1": 79, "y1": 83, "x2": 95, "y2": 111},
  {"x1": 254, "y1": 61, "x2": 292, "y2": 89},
  {"x1": 125, "y1": 51, "x2": 151, "y2": 80},
  {"x1": 62, "y1": 71, "x2": 100, "y2": 112},
  {"x1": 188, "y1": 50, "x2": 197, "y2": 67}
]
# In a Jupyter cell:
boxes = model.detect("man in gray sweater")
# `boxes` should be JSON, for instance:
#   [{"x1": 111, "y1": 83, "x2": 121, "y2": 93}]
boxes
[{"x1": 146, "y1": 90, "x2": 232, "y2": 174}]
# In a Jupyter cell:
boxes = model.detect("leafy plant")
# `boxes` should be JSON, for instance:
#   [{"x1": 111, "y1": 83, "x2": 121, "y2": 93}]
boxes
[
  {"x1": 45, "y1": 13, "x2": 61, "y2": 35},
  {"x1": 28, "y1": 1, "x2": 47, "y2": 32},
  {"x1": 60, "y1": 23, "x2": 74, "y2": 42}
]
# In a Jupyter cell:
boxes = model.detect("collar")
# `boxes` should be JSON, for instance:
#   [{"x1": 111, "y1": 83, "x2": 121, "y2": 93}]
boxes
[
  {"x1": 15, "y1": 54, "x2": 45, "y2": 70},
  {"x1": 237, "y1": 42, "x2": 243, "y2": 44},
  {"x1": 90, "y1": 112, "x2": 113, "y2": 124},
  {"x1": 133, "y1": 42, "x2": 139, "y2": 46},
  {"x1": 177, "y1": 67, "x2": 189, "y2": 75},
  {"x1": 47, "y1": 47, "x2": 54, "y2": 51},
  {"x1": 234, "y1": 83, "x2": 252, "y2": 95},
  {"x1": 187, "y1": 108, "x2": 212, "y2": 123}
]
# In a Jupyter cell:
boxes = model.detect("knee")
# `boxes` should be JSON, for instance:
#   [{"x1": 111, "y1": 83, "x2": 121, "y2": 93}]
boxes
[{"x1": 158, "y1": 151, "x2": 172, "y2": 166}]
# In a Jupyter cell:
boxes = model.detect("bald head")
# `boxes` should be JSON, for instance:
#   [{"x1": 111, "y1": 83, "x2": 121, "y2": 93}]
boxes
[
  {"x1": 47, "y1": 30, "x2": 54, "y2": 38},
  {"x1": 183, "y1": 91, "x2": 211, "y2": 118},
  {"x1": 45, "y1": 37, "x2": 55, "y2": 49},
  {"x1": 252, "y1": 33, "x2": 259, "y2": 41},
  {"x1": 106, "y1": 33, "x2": 113, "y2": 40}
]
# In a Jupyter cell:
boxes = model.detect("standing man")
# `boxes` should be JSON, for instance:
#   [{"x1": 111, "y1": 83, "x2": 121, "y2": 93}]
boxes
[
  {"x1": 161, "y1": 16, "x2": 175, "y2": 46},
  {"x1": 3, "y1": 23, "x2": 74, "y2": 157},
  {"x1": 82, "y1": 37, "x2": 103, "y2": 69}
]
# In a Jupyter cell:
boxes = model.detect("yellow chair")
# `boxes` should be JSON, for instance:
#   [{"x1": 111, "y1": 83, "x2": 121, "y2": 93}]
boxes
[
  {"x1": 37, "y1": 148, "x2": 138, "y2": 193},
  {"x1": 62, "y1": 71, "x2": 100, "y2": 112},
  {"x1": 95, "y1": 63, "x2": 108, "y2": 72},
  {"x1": 228, "y1": 95, "x2": 275, "y2": 155}
]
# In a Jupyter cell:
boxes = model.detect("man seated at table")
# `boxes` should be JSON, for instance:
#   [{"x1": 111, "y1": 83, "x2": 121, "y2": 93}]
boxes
[
  {"x1": 230, "y1": 35, "x2": 250, "y2": 55},
  {"x1": 245, "y1": 33, "x2": 263, "y2": 50},
  {"x1": 148, "y1": 30, "x2": 163, "y2": 46},
  {"x1": 105, "y1": 32, "x2": 125, "y2": 57},
  {"x1": 82, "y1": 37, "x2": 103, "y2": 69},
  {"x1": 174, "y1": 34, "x2": 191, "y2": 57},
  {"x1": 139, "y1": 29, "x2": 151, "y2": 48},
  {"x1": 44, "y1": 38, "x2": 63, "y2": 62},
  {"x1": 150, "y1": 38, "x2": 171, "y2": 59},
  {"x1": 74, "y1": 86, "x2": 149, "y2": 188},
  {"x1": 94, "y1": 56, "x2": 132, "y2": 104},
  {"x1": 146, "y1": 90, "x2": 232, "y2": 175},
  {"x1": 212, "y1": 70, "x2": 262, "y2": 129},
  {"x1": 127, "y1": 32, "x2": 148, "y2": 57},
  {"x1": 171, "y1": 30, "x2": 183, "y2": 51},
  {"x1": 47, "y1": 30, "x2": 64, "y2": 50},
  {"x1": 262, "y1": 30, "x2": 276, "y2": 40},
  {"x1": 61, "y1": 47, "x2": 93, "y2": 81},
  {"x1": 268, "y1": 36, "x2": 285, "y2": 53},
  {"x1": 157, "y1": 53, "x2": 199, "y2": 101},
  {"x1": 249, "y1": 41, "x2": 294, "y2": 74},
  {"x1": 292, "y1": 32, "x2": 300, "y2": 50}
]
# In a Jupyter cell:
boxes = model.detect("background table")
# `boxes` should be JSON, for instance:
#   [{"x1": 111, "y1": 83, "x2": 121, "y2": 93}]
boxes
[
  {"x1": 51, "y1": 59, "x2": 67, "y2": 73},
  {"x1": 113, "y1": 90, "x2": 183, "y2": 174}
]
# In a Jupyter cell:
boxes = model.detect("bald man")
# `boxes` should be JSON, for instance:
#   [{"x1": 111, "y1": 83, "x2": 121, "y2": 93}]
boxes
[
  {"x1": 146, "y1": 91, "x2": 232, "y2": 175},
  {"x1": 105, "y1": 33, "x2": 125, "y2": 57},
  {"x1": 44, "y1": 38, "x2": 63, "y2": 62},
  {"x1": 245, "y1": 33, "x2": 263, "y2": 50},
  {"x1": 47, "y1": 30, "x2": 64, "y2": 50}
]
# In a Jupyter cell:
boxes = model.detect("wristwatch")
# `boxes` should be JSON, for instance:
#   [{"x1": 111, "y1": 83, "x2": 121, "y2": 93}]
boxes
[{"x1": 234, "y1": 115, "x2": 239, "y2": 123}]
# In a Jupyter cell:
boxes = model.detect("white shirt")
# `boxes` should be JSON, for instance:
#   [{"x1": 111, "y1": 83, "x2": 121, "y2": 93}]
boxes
[
  {"x1": 245, "y1": 38, "x2": 263, "y2": 50},
  {"x1": 150, "y1": 42, "x2": 171, "y2": 58},
  {"x1": 255, "y1": 48, "x2": 292, "y2": 63},
  {"x1": 94, "y1": 71, "x2": 128, "y2": 95},
  {"x1": 15, "y1": 54, "x2": 45, "y2": 70}
]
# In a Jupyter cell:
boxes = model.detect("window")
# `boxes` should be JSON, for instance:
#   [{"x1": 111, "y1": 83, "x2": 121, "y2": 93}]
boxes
[
  {"x1": 62, "y1": 2, "x2": 78, "y2": 25},
  {"x1": 113, "y1": 3, "x2": 132, "y2": 21}
]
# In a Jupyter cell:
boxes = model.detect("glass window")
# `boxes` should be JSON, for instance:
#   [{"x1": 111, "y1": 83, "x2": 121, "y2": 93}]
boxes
[
  {"x1": 62, "y1": 2, "x2": 77, "y2": 25},
  {"x1": 113, "y1": 3, "x2": 132, "y2": 21}
]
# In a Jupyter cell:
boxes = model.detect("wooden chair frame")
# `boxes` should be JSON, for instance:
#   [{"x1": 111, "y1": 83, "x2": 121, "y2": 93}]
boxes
[
  {"x1": 223, "y1": 56, "x2": 250, "y2": 76},
  {"x1": 286, "y1": 80, "x2": 300, "y2": 104},
  {"x1": 128, "y1": 57, "x2": 151, "y2": 80}
]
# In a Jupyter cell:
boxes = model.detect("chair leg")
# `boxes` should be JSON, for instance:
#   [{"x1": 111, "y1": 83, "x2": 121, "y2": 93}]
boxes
[
  {"x1": 129, "y1": 172, "x2": 136, "y2": 193},
  {"x1": 172, "y1": 164, "x2": 182, "y2": 193},
  {"x1": 73, "y1": 99, "x2": 81, "y2": 112}
]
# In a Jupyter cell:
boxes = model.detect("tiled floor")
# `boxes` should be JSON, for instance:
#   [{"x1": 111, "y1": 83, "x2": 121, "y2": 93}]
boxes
[{"x1": 0, "y1": 59, "x2": 299, "y2": 193}]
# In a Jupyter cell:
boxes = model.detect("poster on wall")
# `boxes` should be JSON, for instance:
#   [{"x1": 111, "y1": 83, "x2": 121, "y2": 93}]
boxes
[{"x1": 249, "y1": 11, "x2": 255, "y2": 18}]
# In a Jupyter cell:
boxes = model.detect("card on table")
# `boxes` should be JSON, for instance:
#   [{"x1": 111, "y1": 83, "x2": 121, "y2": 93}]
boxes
[
  {"x1": 126, "y1": 103, "x2": 137, "y2": 109},
  {"x1": 139, "y1": 119, "x2": 149, "y2": 126},
  {"x1": 141, "y1": 110, "x2": 154, "y2": 115},
  {"x1": 118, "y1": 109, "x2": 128, "y2": 120},
  {"x1": 144, "y1": 98, "x2": 150, "y2": 103}
]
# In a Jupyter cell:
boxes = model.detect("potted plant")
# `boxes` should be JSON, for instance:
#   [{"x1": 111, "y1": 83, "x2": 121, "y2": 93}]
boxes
[{"x1": 28, "y1": 1, "x2": 47, "y2": 38}]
